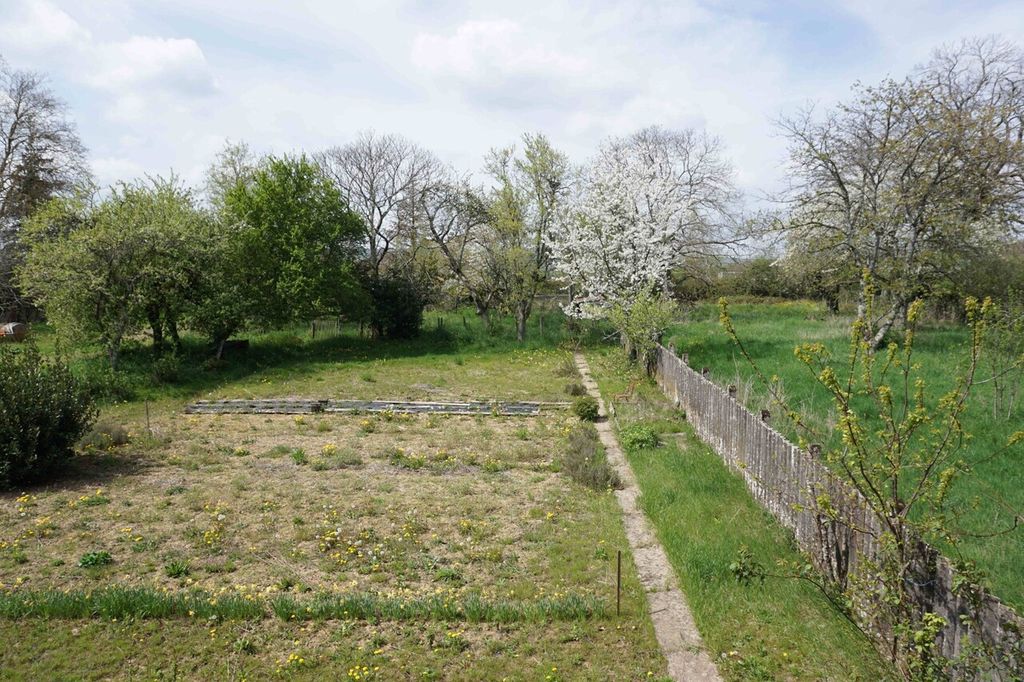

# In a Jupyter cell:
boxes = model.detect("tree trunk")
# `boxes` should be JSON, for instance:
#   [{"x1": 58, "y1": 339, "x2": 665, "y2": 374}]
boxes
[
  {"x1": 825, "y1": 292, "x2": 839, "y2": 314},
  {"x1": 869, "y1": 300, "x2": 908, "y2": 351},
  {"x1": 475, "y1": 302, "x2": 491, "y2": 331},
  {"x1": 167, "y1": 314, "x2": 182, "y2": 354},
  {"x1": 107, "y1": 340, "x2": 121, "y2": 371},
  {"x1": 515, "y1": 305, "x2": 528, "y2": 342},
  {"x1": 147, "y1": 305, "x2": 164, "y2": 356}
]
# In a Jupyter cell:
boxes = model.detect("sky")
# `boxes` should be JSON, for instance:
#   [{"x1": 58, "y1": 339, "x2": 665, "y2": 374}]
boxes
[{"x1": 2, "y1": 0, "x2": 1023, "y2": 200}]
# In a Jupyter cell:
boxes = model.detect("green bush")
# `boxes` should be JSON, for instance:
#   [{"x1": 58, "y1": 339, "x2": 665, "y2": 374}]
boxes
[
  {"x1": 572, "y1": 396, "x2": 600, "y2": 421},
  {"x1": 75, "y1": 364, "x2": 134, "y2": 403},
  {"x1": 619, "y1": 424, "x2": 660, "y2": 452},
  {"x1": 77, "y1": 551, "x2": 112, "y2": 568},
  {"x1": 0, "y1": 347, "x2": 97, "y2": 488},
  {"x1": 561, "y1": 423, "x2": 621, "y2": 490},
  {"x1": 368, "y1": 273, "x2": 426, "y2": 339},
  {"x1": 150, "y1": 354, "x2": 181, "y2": 385}
]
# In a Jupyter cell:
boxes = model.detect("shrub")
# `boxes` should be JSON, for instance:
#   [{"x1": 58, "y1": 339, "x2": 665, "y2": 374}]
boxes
[
  {"x1": 565, "y1": 382, "x2": 587, "y2": 397},
  {"x1": 79, "y1": 422, "x2": 130, "y2": 451},
  {"x1": 555, "y1": 357, "x2": 580, "y2": 378},
  {"x1": 561, "y1": 423, "x2": 621, "y2": 490},
  {"x1": 368, "y1": 273, "x2": 426, "y2": 339},
  {"x1": 619, "y1": 424, "x2": 660, "y2": 452},
  {"x1": 572, "y1": 396, "x2": 600, "y2": 422},
  {"x1": 150, "y1": 354, "x2": 181, "y2": 385},
  {"x1": 0, "y1": 348, "x2": 97, "y2": 488},
  {"x1": 75, "y1": 364, "x2": 134, "y2": 403}
]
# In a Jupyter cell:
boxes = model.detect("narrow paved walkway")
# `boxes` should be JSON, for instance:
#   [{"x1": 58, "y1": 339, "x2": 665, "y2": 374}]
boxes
[{"x1": 574, "y1": 353, "x2": 721, "y2": 682}]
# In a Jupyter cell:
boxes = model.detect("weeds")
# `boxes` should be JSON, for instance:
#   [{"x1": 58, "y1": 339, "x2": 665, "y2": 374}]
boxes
[
  {"x1": 77, "y1": 551, "x2": 112, "y2": 568},
  {"x1": 164, "y1": 559, "x2": 192, "y2": 578},
  {"x1": 572, "y1": 396, "x2": 600, "y2": 422},
  {"x1": 561, "y1": 424, "x2": 621, "y2": 491},
  {"x1": 619, "y1": 424, "x2": 660, "y2": 452}
]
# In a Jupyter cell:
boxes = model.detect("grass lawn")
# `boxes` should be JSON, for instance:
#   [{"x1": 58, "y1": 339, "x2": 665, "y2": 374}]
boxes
[
  {"x1": 0, "y1": 310, "x2": 915, "y2": 679},
  {"x1": 664, "y1": 300, "x2": 1024, "y2": 612},
  {"x1": 587, "y1": 348, "x2": 895, "y2": 681},
  {"x1": 1, "y1": 319, "x2": 668, "y2": 681}
]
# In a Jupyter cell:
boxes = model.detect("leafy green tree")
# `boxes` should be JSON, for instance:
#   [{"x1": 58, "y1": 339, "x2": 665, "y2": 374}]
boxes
[
  {"x1": 485, "y1": 133, "x2": 569, "y2": 341},
  {"x1": 209, "y1": 155, "x2": 364, "y2": 347},
  {"x1": 20, "y1": 177, "x2": 210, "y2": 367}
]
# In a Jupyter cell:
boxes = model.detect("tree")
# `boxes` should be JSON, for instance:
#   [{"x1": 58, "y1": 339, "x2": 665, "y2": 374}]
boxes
[
  {"x1": 485, "y1": 133, "x2": 569, "y2": 341},
  {"x1": 204, "y1": 139, "x2": 257, "y2": 211},
  {"x1": 0, "y1": 57, "x2": 88, "y2": 319},
  {"x1": 721, "y1": 285, "x2": 1024, "y2": 676},
  {"x1": 778, "y1": 37, "x2": 1024, "y2": 349},
  {"x1": 214, "y1": 155, "x2": 364, "y2": 342},
  {"x1": 549, "y1": 126, "x2": 736, "y2": 316},
  {"x1": 316, "y1": 131, "x2": 440, "y2": 279},
  {"x1": 419, "y1": 174, "x2": 500, "y2": 325},
  {"x1": 18, "y1": 178, "x2": 208, "y2": 368}
]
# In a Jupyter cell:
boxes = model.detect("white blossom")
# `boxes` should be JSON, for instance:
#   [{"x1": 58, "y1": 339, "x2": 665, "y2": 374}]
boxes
[{"x1": 548, "y1": 126, "x2": 735, "y2": 317}]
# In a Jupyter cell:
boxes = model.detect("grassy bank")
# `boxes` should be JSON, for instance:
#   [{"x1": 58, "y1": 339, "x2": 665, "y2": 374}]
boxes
[
  {"x1": 588, "y1": 348, "x2": 894, "y2": 681},
  {"x1": 664, "y1": 300, "x2": 1024, "y2": 611}
]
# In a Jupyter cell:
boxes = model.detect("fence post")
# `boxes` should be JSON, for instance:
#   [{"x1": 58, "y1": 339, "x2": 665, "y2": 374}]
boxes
[
  {"x1": 728, "y1": 384, "x2": 737, "y2": 399},
  {"x1": 311, "y1": 321, "x2": 316, "y2": 340},
  {"x1": 760, "y1": 409, "x2": 771, "y2": 423},
  {"x1": 681, "y1": 353, "x2": 689, "y2": 366}
]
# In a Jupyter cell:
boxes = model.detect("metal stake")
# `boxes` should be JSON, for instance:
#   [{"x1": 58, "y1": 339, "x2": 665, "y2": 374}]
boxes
[{"x1": 616, "y1": 549, "x2": 622, "y2": 616}]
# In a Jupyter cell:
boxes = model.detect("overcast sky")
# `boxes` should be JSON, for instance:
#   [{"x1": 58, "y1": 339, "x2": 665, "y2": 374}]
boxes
[{"x1": 2, "y1": 0, "x2": 1023, "y2": 200}]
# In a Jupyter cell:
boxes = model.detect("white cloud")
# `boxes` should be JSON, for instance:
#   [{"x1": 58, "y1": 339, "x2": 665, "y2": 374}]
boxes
[
  {"x1": 411, "y1": 19, "x2": 631, "y2": 109},
  {"x1": 87, "y1": 36, "x2": 217, "y2": 96},
  {"x1": 413, "y1": 19, "x2": 586, "y2": 81},
  {"x1": 0, "y1": 0, "x2": 91, "y2": 54},
  {"x1": 2, "y1": 0, "x2": 1022, "y2": 207},
  {"x1": 91, "y1": 156, "x2": 146, "y2": 187}
]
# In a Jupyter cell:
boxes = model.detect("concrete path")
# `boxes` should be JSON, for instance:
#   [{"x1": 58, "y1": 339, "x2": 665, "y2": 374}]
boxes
[{"x1": 574, "y1": 353, "x2": 721, "y2": 682}]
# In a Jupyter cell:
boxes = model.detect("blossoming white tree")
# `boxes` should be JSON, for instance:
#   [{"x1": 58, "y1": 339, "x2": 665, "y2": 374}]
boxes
[{"x1": 549, "y1": 126, "x2": 736, "y2": 317}]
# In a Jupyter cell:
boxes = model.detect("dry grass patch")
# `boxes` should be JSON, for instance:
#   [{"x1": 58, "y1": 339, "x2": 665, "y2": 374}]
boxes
[{"x1": 1, "y1": 410, "x2": 631, "y2": 611}]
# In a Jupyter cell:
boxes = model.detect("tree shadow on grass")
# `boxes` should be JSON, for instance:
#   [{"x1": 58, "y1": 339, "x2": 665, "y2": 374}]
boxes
[
  {"x1": 0, "y1": 449, "x2": 148, "y2": 497},
  {"x1": 75, "y1": 312, "x2": 616, "y2": 407}
]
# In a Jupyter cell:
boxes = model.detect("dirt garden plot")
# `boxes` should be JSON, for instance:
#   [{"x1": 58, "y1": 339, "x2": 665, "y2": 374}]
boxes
[{"x1": 0, "y1": 406, "x2": 669, "y2": 680}]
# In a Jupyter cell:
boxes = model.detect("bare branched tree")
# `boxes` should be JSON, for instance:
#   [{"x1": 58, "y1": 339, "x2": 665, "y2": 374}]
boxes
[
  {"x1": 778, "y1": 37, "x2": 1024, "y2": 348},
  {"x1": 204, "y1": 139, "x2": 258, "y2": 211},
  {"x1": 0, "y1": 57, "x2": 88, "y2": 319},
  {"x1": 316, "y1": 131, "x2": 441, "y2": 278},
  {"x1": 418, "y1": 173, "x2": 498, "y2": 324}
]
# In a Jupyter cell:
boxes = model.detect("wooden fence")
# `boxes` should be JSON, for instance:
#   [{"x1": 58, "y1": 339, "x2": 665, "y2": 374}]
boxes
[
  {"x1": 310, "y1": 317, "x2": 345, "y2": 340},
  {"x1": 649, "y1": 343, "x2": 1022, "y2": 677}
]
